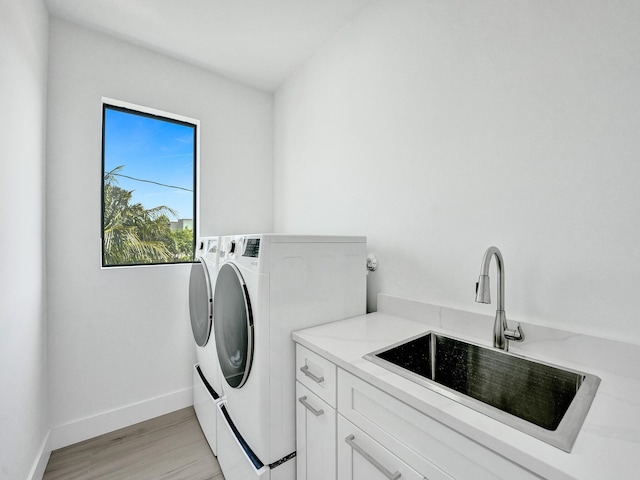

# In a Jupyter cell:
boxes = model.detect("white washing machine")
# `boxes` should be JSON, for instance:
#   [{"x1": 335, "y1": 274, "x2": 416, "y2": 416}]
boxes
[
  {"x1": 189, "y1": 236, "x2": 224, "y2": 455},
  {"x1": 213, "y1": 234, "x2": 367, "y2": 480}
]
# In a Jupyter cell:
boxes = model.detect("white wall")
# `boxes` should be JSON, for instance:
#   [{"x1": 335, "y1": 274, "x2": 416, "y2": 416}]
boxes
[
  {"x1": 46, "y1": 18, "x2": 273, "y2": 442},
  {"x1": 0, "y1": 0, "x2": 49, "y2": 478},
  {"x1": 275, "y1": 0, "x2": 640, "y2": 344}
]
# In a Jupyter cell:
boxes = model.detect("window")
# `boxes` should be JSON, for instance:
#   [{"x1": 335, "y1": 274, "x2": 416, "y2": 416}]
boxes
[{"x1": 101, "y1": 99, "x2": 198, "y2": 267}]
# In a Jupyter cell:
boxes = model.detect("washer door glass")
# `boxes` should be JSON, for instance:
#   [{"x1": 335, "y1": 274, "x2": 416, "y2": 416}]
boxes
[
  {"x1": 188, "y1": 258, "x2": 213, "y2": 347},
  {"x1": 214, "y1": 263, "x2": 254, "y2": 388}
]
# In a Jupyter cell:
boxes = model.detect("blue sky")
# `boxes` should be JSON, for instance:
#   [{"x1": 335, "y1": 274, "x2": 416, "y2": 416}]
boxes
[{"x1": 103, "y1": 107, "x2": 195, "y2": 220}]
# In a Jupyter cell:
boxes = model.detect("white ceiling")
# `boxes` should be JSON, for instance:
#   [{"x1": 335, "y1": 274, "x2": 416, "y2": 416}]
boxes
[{"x1": 45, "y1": 0, "x2": 373, "y2": 91}]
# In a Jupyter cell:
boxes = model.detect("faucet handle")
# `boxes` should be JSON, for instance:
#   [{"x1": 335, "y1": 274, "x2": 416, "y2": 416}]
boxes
[{"x1": 504, "y1": 323, "x2": 525, "y2": 342}]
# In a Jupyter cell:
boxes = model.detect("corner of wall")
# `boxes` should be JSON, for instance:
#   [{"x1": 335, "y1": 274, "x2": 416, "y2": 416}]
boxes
[{"x1": 26, "y1": 431, "x2": 52, "y2": 480}]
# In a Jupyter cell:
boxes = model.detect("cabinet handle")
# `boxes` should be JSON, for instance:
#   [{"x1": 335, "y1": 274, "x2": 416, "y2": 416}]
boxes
[
  {"x1": 345, "y1": 434, "x2": 402, "y2": 480},
  {"x1": 298, "y1": 396, "x2": 324, "y2": 416},
  {"x1": 300, "y1": 365, "x2": 324, "y2": 384}
]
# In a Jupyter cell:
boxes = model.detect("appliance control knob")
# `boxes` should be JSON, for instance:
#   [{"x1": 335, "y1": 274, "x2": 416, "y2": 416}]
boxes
[{"x1": 229, "y1": 240, "x2": 236, "y2": 254}]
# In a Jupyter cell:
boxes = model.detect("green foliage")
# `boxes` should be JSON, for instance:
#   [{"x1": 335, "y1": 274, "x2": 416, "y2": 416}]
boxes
[
  {"x1": 103, "y1": 166, "x2": 194, "y2": 266},
  {"x1": 172, "y1": 227, "x2": 195, "y2": 259}
]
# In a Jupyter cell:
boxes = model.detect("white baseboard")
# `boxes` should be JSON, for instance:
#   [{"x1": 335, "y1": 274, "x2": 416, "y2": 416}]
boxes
[
  {"x1": 28, "y1": 388, "x2": 194, "y2": 479},
  {"x1": 40, "y1": 387, "x2": 193, "y2": 464},
  {"x1": 27, "y1": 430, "x2": 51, "y2": 480}
]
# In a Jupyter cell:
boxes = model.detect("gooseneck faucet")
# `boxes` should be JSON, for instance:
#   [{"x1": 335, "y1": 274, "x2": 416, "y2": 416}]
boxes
[{"x1": 475, "y1": 246, "x2": 524, "y2": 351}]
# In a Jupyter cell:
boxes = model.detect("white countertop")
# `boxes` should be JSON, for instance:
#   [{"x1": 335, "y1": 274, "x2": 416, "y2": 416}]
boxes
[{"x1": 292, "y1": 304, "x2": 640, "y2": 480}]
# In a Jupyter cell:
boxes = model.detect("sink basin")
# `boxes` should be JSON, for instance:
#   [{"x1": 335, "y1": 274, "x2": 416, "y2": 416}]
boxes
[{"x1": 364, "y1": 332, "x2": 600, "y2": 452}]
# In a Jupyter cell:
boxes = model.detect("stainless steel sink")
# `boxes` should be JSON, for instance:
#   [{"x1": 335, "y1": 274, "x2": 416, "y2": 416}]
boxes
[{"x1": 364, "y1": 332, "x2": 600, "y2": 452}]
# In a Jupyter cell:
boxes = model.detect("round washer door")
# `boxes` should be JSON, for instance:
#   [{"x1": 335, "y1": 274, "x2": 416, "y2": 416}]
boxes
[
  {"x1": 188, "y1": 258, "x2": 213, "y2": 347},
  {"x1": 214, "y1": 263, "x2": 254, "y2": 388}
]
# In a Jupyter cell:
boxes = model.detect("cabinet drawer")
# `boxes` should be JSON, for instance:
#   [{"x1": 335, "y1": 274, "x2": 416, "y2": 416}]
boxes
[
  {"x1": 297, "y1": 345, "x2": 337, "y2": 407},
  {"x1": 338, "y1": 415, "x2": 424, "y2": 480},
  {"x1": 297, "y1": 382, "x2": 337, "y2": 480},
  {"x1": 338, "y1": 369, "x2": 543, "y2": 480}
]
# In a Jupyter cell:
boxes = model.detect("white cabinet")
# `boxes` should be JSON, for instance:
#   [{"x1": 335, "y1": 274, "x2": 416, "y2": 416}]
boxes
[
  {"x1": 296, "y1": 382, "x2": 337, "y2": 480},
  {"x1": 296, "y1": 345, "x2": 338, "y2": 480},
  {"x1": 337, "y1": 416, "x2": 424, "y2": 480},
  {"x1": 295, "y1": 342, "x2": 546, "y2": 480},
  {"x1": 337, "y1": 369, "x2": 454, "y2": 480},
  {"x1": 338, "y1": 369, "x2": 542, "y2": 480}
]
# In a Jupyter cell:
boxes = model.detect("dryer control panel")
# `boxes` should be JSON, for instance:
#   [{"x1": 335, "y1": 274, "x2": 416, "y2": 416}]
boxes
[{"x1": 243, "y1": 238, "x2": 260, "y2": 258}]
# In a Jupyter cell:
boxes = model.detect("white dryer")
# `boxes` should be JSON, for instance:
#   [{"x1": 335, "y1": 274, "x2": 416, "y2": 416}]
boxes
[
  {"x1": 213, "y1": 234, "x2": 367, "y2": 480},
  {"x1": 189, "y1": 236, "x2": 224, "y2": 455}
]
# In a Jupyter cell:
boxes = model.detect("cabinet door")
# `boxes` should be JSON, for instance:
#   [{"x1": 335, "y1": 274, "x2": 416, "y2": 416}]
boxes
[
  {"x1": 337, "y1": 416, "x2": 424, "y2": 480},
  {"x1": 297, "y1": 382, "x2": 337, "y2": 480}
]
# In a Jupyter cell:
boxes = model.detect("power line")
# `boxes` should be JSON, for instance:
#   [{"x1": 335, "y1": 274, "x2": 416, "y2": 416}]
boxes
[{"x1": 113, "y1": 173, "x2": 193, "y2": 192}]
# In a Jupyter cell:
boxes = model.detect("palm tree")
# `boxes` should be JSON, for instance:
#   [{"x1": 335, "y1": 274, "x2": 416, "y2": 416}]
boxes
[{"x1": 103, "y1": 166, "x2": 185, "y2": 265}]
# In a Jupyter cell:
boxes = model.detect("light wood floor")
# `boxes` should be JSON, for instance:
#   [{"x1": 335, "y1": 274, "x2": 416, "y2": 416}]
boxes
[{"x1": 43, "y1": 407, "x2": 224, "y2": 480}]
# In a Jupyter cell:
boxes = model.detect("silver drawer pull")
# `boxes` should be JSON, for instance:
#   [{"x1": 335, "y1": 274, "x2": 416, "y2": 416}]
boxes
[
  {"x1": 345, "y1": 434, "x2": 402, "y2": 480},
  {"x1": 298, "y1": 396, "x2": 324, "y2": 416},
  {"x1": 300, "y1": 365, "x2": 324, "y2": 384}
]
